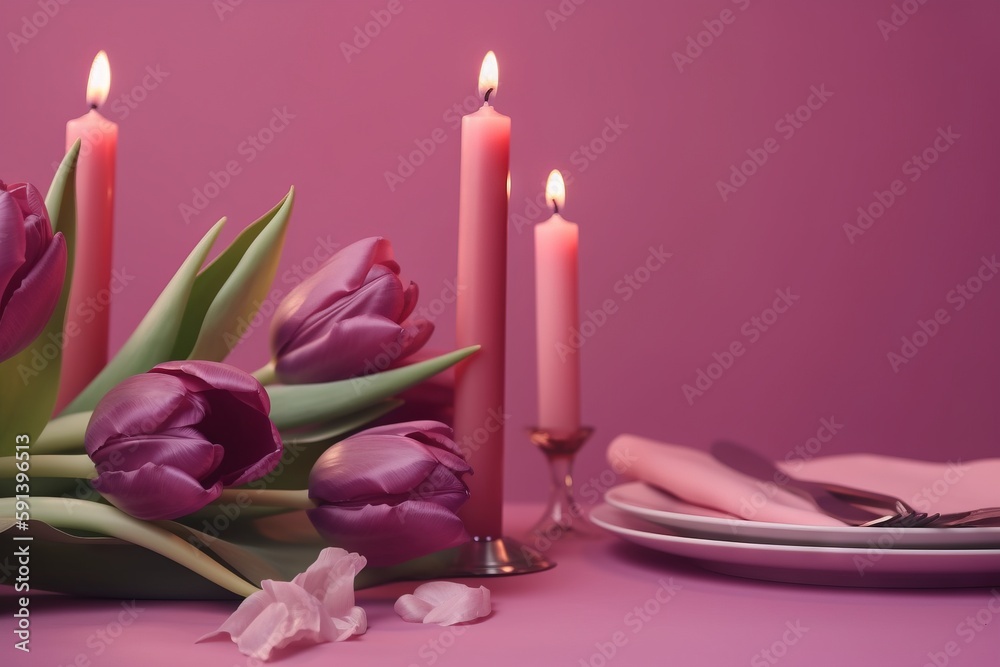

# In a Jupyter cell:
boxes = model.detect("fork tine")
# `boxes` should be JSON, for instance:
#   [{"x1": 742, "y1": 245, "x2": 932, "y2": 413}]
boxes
[{"x1": 861, "y1": 510, "x2": 939, "y2": 528}]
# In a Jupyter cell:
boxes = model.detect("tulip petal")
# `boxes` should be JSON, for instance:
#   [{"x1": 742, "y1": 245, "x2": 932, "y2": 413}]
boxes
[
  {"x1": 307, "y1": 501, "x2": 470, "y2": 566},
  {"x1": 301, "y1": 264, "x2": 405, "y2": 327},
  {"x1": 85, "y1": 374, "x2": 209, "y2": 456},
  {"x1": 413, "y1": 465, "x2": 471, "y2": 512},
  {"x1": 275, "y1": 315, "x2": 413, "y2": 383},
  {"x1": 222, "y1": 581, "x2": 328, "y2": 661},
  {"x1": 328, "y1": 606, "x2": 367, "y2": 641},
  {"x1": 92, "y1": 462, "x2": 223, "y2": 520},
  {"x1": 291, "y1": 548, "x2": 368, "y2": 637},
  {"x1": 199, "y1": 550, "x2": 367, "y2": 660},
  {"x1": 342, "y1": 421, "x2": 469, "y2": 471},
  {"x1": 309, "y1": 436, "x2": 448, "y2": 500},
  {"x1": 413, "y1": 427, "x2": 464, "y2": 458},
  {"x1": 400, "y1": 318, "x2": 434, "y2": 359},
  {"x1": 18, "y1": 213, "x2": 54, "y2": 268},
  {"x1": 230, "y1": 595, "x2": 299, "y2": 660},
  {"x1": 291, "y1": 548, "x2": 366, "y2": 612},
  {"x1": 93, "y1": 435, "x2": 224, "y2": 481},
  {"x1": 400, "y1": 281, "x2": 419, "y2": 321},
  {"x1": 395, "y1": 582, "x2": 492, "y2": 626},
  {"x1": 393, "y1": 593, "x2": 434, "y2": 622},
  {"x1": 152, "y1": 360, "x2": 271, "y2": 414},
  {"x1": 0, "y1": 231, "x2": 66, "y2": 362},
  {"x1": 192, "y1": 389, "x2": 282, "y2": 487},
  {"x1": 7, "y1": 182, "x2": 48, "y2": 220},
  {"x1": 357, "y1": 420, "x2": 452, "y2": 439},
  {"x1": 271, "y1": 237, "x2": 394, "y2": 353},
  {"x1": 0, "y1": 191, "x2": 26, "y2": 297}
]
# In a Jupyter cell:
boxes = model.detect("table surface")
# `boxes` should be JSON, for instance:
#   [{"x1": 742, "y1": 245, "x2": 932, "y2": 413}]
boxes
[{"x1": 4, "y1": 503, "x2": 999, "y2": 667}]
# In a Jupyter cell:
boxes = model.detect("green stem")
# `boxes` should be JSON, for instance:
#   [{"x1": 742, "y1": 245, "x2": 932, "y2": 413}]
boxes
[
  {"x1": 217, "y1": 488, "x2": 314, "y2": 509},
  {"x1": 0, "y1": 454, "x2": 96, "y2": 479},
  {"x1": 0, "y1": 497, "x2": 260, "y2": 597},
  {"x1": 34, "y1": 411, "x2": 92, "y2": 454},
  {"x1": 252, "y1": 362, "x2": 277, "y2": 385}
]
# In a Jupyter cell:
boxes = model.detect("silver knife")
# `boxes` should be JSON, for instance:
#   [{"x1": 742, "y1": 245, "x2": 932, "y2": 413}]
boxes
[{"x1": 710, "y1": 440, "x2": 882, "y2": 525}]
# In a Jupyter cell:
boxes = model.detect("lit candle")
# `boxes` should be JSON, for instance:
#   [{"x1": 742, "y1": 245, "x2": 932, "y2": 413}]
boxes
[
  {"x1": 57, "y1": 51, "x2": 118, "y2": 412},
  {"x1": 454, "y1": 51, "x2": 511, "y2": 540},
  {"x1": 535, "y1": 170, "x2": 581, "y2": 436}
]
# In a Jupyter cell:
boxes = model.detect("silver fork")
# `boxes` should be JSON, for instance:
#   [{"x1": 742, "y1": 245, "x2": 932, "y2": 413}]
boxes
[
  {"x1": 823, "y1": 483, "x2": 1000, "y2": 527},
  {"x1": 859, "y1": 501, "x2": 940, "y2": 528},
  {"x1": 924, "y1": 507, "x2": 1000, "y2": 527}
]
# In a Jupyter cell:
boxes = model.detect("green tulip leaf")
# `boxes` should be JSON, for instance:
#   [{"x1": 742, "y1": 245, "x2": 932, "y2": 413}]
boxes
[
  {"x1": 0, "y1": 501, "x2": 455, "y2": 599},
  {"x1": 31, "y1": 410, "x2": 91, "y2": 454},
  {"x1": 0, "y1": 497, "x2": 259, "y2": 598},
  {"x1": 0, "y1": 520, "x2": 239, "y2": 599},
  {"x1": 174, "y1": 187, "x2": 295, "y2": 362},
  {"x1": 61, "y1": 220, "x2": 226, "y2": 414},
  {"x1": 0, "y1": 141, "x2": 80, "y2": 456},
  {"x1": 281, "y1": 399, "x2": 403, "y2": 446},
  {"x1": 267, "y1": 346, "x2": 478, "y2": 431}
]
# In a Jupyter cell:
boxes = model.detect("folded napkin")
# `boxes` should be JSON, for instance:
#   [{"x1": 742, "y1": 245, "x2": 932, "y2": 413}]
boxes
[{"x1": 607, "y1": 434, "x2": 1000, "y2": 527}]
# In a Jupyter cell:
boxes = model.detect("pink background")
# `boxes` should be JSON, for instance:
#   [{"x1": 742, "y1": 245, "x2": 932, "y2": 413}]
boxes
[{"x1": 2, "y1": 0, "x2": 998, "y2": 504}]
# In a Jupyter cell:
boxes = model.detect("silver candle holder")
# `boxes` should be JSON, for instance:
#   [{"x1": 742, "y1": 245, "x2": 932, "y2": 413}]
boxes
[{"x1": 527, "y1": 426, "x2": 597, "y2": 539}]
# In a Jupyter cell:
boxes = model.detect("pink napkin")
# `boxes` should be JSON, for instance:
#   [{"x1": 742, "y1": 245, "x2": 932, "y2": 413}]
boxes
[{"x1": 607, "y1": 434, "x2": 1000, "y2": 526}]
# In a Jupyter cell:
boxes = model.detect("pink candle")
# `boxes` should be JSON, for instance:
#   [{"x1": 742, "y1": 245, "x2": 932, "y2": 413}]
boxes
[
  {"x1": 454, "y1": 51, "x2": 510, "y2": 540},
  {"x1": 535, "y1": 170, "x2": 581, "y2": 436},
  {"x1": 57, "y1": 51, "x2": 117, "y2": 412}
]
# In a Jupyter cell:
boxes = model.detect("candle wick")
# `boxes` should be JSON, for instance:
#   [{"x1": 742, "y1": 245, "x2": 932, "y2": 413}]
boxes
[
  {"x1": 484, "y1": 88, "x2": 494, "y2": 103},
  {"x1": 89, "y1": 103, "x2": 98, "y2": 110},
  {"x1": 552, "y1": 200, "x2": 559, "y2": 214}
]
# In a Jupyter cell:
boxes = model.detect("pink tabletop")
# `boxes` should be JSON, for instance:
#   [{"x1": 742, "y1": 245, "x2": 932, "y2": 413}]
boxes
[{"x1": 4, "y1": 503, "x2": 999, "y2": 667}]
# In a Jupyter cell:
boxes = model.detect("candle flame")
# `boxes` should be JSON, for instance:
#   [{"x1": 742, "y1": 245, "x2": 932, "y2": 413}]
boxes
[
  {"x1": 478, "y1": 51, "x2": 498, "y2": 102},
  {"x1": 546, "y1": 170, "x2": 566, "y2": 211},
  {"x1": 506, "y1": 172, "x2": 511, "y2": 200},
  {"x1": 86, "y1": 51, "x2": 111, "y2": 108}
]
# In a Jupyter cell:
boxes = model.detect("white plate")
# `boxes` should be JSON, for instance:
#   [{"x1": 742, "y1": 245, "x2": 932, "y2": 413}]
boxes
[
  {"x1": 591, "y1": 504, "x2": 1000, "y2": 588},
  {"x1": 605, "y1": 481, "x2": 1000, "y2": 549}
]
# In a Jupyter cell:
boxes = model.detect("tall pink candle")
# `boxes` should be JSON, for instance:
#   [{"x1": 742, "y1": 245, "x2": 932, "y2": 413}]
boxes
[
  {"x1": 454, "y1": 51, "x2": 510, "y2": 540},
  {"x1": 57, "y1": 51, "x2": 117, "y2": 412},
  {"x1": 535, "y1": 170, "x2": 581, "y2": 436}
]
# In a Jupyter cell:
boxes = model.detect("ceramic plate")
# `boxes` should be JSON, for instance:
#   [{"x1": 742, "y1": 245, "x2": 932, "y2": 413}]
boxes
[
  {"x1": 591, "y1": 503, "x2": 1000, "y2": 588},
  {"x1": 604, "y1": 481, "x2": 1000, "y2": 549}
]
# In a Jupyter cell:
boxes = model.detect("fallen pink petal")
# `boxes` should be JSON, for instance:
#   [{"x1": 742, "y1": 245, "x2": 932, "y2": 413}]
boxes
[
  {"x1": 394, "y1": 581, "x2": 492, "y2": 626},
  {"x1": 199, "y1": 548, "x2": 367, "y2": 660}
]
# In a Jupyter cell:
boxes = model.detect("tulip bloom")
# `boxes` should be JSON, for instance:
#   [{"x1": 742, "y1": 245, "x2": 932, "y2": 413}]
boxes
[
  {"x1": 270, "y1": 237, "x2": 433, "y2": 384},
  {"x1": 0, "y1": 181, "x2": 67, "y2": 363},
  {"x1": 307, "y1": 421, "x2": 471, "y2": 567},
  {"x1": 85, "y1": 361, "x2": 283, "y2": 520}
]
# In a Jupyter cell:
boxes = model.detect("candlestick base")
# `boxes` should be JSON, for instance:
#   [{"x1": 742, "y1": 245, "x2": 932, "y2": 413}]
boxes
[
  {"x1": 444, "y1": 536, "x2": 554, "y2": 576},
  {"x1": 528, "y1": 426, "x2": 600, "y2": 541}
]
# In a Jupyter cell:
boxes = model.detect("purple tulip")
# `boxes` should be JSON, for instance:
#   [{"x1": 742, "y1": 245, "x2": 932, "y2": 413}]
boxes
[
  {"x1": 270, "y1": 237, "x2": 433, "y2": 384},
  {"x1": 85, "y1": 361, "x2": 283, "y2": 521},
  {"x1": 0, "y1": 181, "x2": 67, "y2": 363},
  {"x1": 307, "y1": 421, "x2": 471, "y2": 567}
]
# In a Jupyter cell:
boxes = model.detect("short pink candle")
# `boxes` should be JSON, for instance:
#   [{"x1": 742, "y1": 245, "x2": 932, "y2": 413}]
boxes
[
  {"x1": 454, "y1": 52, "x2": 510, "y2": 540},
  {"x1": 535, "y1": 170, "x2": 581, "y2": 436},
  {"x1": 57, "y1": 51, "x2": 117, "y2": 412}
]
